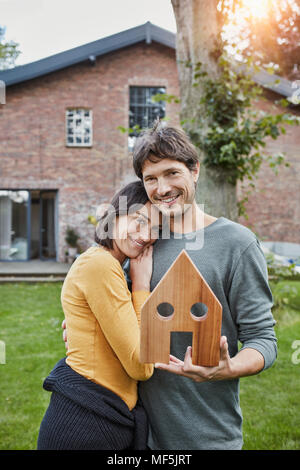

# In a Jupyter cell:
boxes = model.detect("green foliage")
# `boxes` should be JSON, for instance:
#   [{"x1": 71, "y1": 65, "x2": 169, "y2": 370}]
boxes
[
  {"x1": 265, "y1": 251, "x2": 298, "y2": 282},
  {"x1": 0, "y1": 26, "x2": 20, "y2": 70},
  {"x1": 117, "y1": 124, "x2": 142, "y2": 135},
  {"x1": 65, "y1": 226, "x2": 80, "y2": 248},
  {"x1": 87, "y1": 215, "x2": 97, "y2": 226},
  {"x1": 117, "y1": 93, "x2": 177, "y2": 137},
  {"x1": 186, "y1": 54, "x2": 300, "y2": 186},
  {"x1": 151, "y1": 92, "x2": 180, "y2": 104},
  {"x1": 271, "y1": 282, "x2": 299, "y2": 310},
  {"x1": 265, "y1": 250, "x2": 300, "y2": 310}
]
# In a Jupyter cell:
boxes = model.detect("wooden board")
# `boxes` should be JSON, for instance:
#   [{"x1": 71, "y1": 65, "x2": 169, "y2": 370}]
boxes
[{"x1": 140, "y1": 249, "x2": 222, "y2": 366}]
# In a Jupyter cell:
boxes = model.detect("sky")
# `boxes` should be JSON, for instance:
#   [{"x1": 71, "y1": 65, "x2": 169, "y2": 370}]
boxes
[{"x1": 0, "y1": 0, "x2": 177, "y2": 65}]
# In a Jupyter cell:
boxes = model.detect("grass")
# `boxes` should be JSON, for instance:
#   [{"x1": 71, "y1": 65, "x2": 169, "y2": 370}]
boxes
[
  {"x1": 0, "y1": 281, "x2": 300, "y2": 450},
  {"x1": 241, "y1": 320, "x2": 300, "y2": 449},
  {"x1": 0, "y1": 283, "x2": 65, "y2": 450},
  {"x1": 240, "y1": 280, "x2": 300, "y2": 449}
]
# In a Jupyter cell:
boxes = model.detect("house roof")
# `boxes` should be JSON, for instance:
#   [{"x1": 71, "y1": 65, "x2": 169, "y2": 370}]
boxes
[
  {"x1": 0, "y1": 22, "x2": 175, "y2": 87},
  {"x1": 0, "y1": 21, "x2": 298, "y2": 103},
  {"x1": 243, "y1": 67, "x2": 299, "y2": 104}
]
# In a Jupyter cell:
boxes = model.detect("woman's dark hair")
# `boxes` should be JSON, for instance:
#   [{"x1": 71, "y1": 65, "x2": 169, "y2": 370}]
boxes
[
  {"x1": 132, "y1": 119, "x2": 199, "y2": 180},
  {"x1": 95, "y1": 180, "x2": 149, "y2": 250}
]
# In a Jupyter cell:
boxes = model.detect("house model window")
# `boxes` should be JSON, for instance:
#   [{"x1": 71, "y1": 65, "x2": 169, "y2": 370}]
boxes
[
  {"x1": 66, "y1": 109, "x2": 93, "y2": 147},
  {"x1": 128, "y1": 86, "x2": 166, "y2": 151}
]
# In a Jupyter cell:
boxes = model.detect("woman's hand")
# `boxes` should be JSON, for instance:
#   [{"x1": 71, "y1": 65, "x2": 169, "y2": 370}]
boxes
[
  {"x1": 130, "y1": 245, "x2": 153, "y2": 292},
  {"x1": 61, "y1": 319, "x2": 68, "y2": 350}
]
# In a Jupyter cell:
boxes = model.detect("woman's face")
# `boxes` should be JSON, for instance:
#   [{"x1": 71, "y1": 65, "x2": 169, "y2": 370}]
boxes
[{"x1": 112, "y1": 201, "x2": 160, "y2": 262}]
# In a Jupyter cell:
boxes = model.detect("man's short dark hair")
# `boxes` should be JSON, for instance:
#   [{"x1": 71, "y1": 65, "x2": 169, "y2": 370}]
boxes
[{"x1": 132, "y1": 120, "x2": 199, "y2": 180}]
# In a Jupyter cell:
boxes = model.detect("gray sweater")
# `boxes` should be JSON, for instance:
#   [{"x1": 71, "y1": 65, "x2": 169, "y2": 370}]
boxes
[{"x1": 138, "y1": 217, "x2": 277, "y2": 450}]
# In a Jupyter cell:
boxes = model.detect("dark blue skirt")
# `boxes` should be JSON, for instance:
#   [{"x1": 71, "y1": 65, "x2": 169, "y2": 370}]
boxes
[{"x1": 37, "y1": 358, "x2": 149, "y2": 450}]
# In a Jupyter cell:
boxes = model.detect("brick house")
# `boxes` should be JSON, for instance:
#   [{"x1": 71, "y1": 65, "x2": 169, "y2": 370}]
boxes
[
  {"x1": 0, "y1": 22, "x2": 299, "y2": 263},
  {"x1": 0, "y1": 23, "x2": 179, "y2": 262}
]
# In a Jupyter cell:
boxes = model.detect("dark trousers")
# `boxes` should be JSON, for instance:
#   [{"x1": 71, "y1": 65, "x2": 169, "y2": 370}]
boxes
[
  {"x1": 37, "y1": 391, "x2": 134, "y2": 450},
  {"x1": 37, "y1": 358, "x2": 148, "y2": 451}
]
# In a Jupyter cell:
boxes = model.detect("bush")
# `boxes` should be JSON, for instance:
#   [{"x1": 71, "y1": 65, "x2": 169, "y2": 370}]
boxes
[{"x1": 65, "y1": 226, "x2": 80, "y2": 248}]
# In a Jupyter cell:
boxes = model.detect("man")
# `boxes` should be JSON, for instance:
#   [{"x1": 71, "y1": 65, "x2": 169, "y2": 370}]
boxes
[
  {"x1": 131, "y1": 121, "x2": 277, "y2": 450},
  {"x1": 63, "y1": 121, "x2": 277, "y2": 450}
]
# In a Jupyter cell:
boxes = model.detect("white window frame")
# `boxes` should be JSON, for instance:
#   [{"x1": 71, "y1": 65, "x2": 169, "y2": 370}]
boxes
[{"x1": 66, "y1": 108, "x2": 93, "y2": 147}]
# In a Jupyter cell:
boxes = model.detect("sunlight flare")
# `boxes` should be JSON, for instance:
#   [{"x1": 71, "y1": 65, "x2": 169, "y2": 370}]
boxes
[{"x1": 241, "y1": 0, "x2": 270, "y2": 19}]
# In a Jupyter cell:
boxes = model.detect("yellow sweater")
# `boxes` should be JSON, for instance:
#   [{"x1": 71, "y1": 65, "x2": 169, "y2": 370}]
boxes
[{"x1": 61, "y1": 246, "x2": 154, "y2": 410}]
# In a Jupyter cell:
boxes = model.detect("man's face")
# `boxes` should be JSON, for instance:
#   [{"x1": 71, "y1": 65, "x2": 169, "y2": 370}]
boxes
[{"x1": 142, "y1": 156, "x2": 200, "y2": 219}]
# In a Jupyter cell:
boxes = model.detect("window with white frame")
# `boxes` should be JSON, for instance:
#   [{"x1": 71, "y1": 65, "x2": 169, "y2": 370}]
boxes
[{"x1": 66, "y1": 109, "x2": 93, "y2": 147}]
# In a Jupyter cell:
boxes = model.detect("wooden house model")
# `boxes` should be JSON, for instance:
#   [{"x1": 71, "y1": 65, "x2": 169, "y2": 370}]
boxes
[{"x1": 140, "y1": 250, "x2": 222, "y2": 366}]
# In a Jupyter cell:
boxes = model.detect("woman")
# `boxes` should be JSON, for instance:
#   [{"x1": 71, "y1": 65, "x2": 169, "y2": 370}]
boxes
[{"x1": 37, "y1": 181, "x2": 159, "y2": 450}]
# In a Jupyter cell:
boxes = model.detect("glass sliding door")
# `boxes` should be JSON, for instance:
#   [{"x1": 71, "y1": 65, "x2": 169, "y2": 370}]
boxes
[
  {"x1": 0, "y1": 189, "x2": 57, "y2": 261},
  {"x1": 0, "y1": 193, "x2": 12, "y2": 259},
  {"x1": 0, "y1": 190, "x2": 29, "y2": 260},
  {"x1": 40, "y1": 191, "x2": 57, "y2": 260}
]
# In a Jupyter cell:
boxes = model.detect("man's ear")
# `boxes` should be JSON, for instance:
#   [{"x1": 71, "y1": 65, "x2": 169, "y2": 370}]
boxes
[{"x1": 193, "y1": 161, "x2": 200, "y2": 183}]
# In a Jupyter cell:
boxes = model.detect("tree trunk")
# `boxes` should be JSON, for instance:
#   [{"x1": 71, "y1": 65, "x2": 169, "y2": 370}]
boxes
[{"x1": 171, "y1": 0, "x2": 238, "y2": 220}]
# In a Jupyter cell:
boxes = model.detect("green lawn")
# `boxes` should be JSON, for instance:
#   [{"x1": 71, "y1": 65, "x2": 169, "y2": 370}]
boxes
[
  {"x1": 0, "y1": 282, "x2": 299, "y2": 450},
  {"x1": 0, "y1": 283, "x2": 65, "y2": 450}
]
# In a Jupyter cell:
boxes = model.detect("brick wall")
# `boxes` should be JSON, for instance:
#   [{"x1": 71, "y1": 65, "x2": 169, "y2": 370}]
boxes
[{"x1": 238, "y1": 92, "x2": 300, "y2": 243}]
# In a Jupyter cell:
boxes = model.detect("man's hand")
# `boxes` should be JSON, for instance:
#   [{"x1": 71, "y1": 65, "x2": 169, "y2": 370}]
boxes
[
  {"x1": 61, "y1": 319, "x2": 68, "y2": 350},
  {"x1": 154, "y1": 336, "x2": 234, "y2": 383},
  {"x1": 154, "y1": 336, "x2": 264, "y2": 382}
]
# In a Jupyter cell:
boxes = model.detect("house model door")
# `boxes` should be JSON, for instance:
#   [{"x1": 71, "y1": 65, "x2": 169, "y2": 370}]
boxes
[{"x1": 140, "y1": 250, "x2": 222, "y2": 366}]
